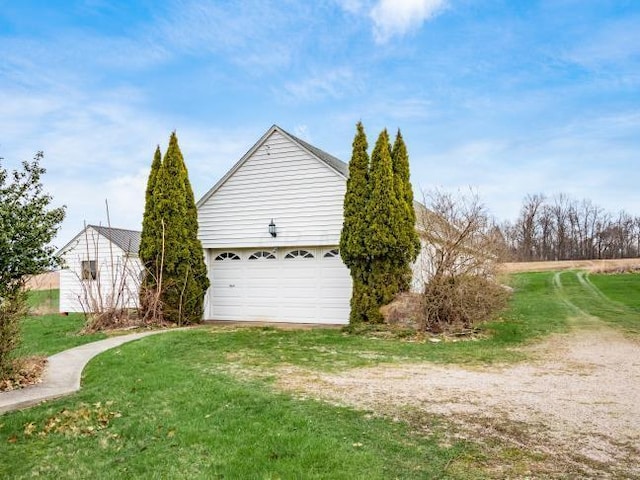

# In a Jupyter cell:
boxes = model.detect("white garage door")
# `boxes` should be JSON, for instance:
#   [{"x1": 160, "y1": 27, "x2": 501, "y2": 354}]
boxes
[{"x1": 206, "y1": 247, "x2": 351, "y2": 324}]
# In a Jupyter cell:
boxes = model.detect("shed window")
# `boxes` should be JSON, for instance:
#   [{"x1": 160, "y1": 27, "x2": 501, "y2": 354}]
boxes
[
  {"x1": 285, "y1": 250, "x2": 314, "y2": 259},
  {"x1": 323, "y1": 249, "x2": 340, "y2": 258},
  {"x1": 81, "y1": 260, "x2": 97, "y2": 280},
  {"x1": 214, "y1": 252, "x2": 241, "y2": 261},
  {"x1": 248, "y1": 251, "x2": 276, "y2": 260}
]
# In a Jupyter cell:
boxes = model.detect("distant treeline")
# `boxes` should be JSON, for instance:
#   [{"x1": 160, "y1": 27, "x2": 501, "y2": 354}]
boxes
[{"x1": 499, "y1": 193, "x2": 640, "y2": 262}]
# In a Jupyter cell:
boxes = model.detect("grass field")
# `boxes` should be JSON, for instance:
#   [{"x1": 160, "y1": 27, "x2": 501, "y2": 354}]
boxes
[
  {"x1": 25, "y1": 289, "x2": 59, "y2": 316},
  {"x1": 552, "y1": 270, "x2": 640, "y2": 334},
  {"x1": 18, "y1": 289, "x2": 106, "y2": 357},
  {"x1": 17, "y1": 313, "x2": 106, "y2": 358},
  {"x1": 1, "y1": 272, "x2": 638, "y2": 478},
  {"x1": 590, "y1": 272, "x2": 640, "y2": 312}
]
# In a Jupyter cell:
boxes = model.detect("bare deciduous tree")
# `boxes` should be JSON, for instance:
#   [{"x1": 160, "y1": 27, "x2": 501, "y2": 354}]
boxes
[{"x1": 503, "y1": 193, "x2": 640, "y2": 261}]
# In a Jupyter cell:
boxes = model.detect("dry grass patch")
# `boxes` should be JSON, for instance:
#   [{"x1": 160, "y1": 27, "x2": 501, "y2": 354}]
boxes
[{"x1": 500, "y1": 258, "x2": 640, "y2": 274}]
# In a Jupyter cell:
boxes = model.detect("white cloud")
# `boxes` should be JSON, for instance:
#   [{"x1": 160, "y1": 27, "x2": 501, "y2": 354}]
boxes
[
  {"x1": 282, "y1": 67, "x2": 359, "y2": 102},
  {"x1": 155, "y1": 0, "x2": 298, "y2": 73},
  {"x1": 335, "y1": 0, "x2": 367, "y2": 14},
  {"x1": 370, "y1": 0, "x2": 448, "y2": 43}
]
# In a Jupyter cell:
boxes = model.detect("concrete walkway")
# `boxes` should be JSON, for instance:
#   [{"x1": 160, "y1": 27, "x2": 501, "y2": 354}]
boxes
[{"x1": 0, "y1": 330, "x2": 175, "y2": 414}]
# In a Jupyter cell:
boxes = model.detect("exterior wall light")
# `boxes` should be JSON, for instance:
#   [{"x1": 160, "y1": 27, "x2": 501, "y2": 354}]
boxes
[{"x1": 269, "y1": 219, "x2": 277, "y2": 237}]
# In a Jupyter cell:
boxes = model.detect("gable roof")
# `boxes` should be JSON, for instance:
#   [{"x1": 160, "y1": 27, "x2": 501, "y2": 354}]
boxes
[
  {"x1": 57, "y1": 225, "x2": 141, "y2": 256},
  {"x1": 89, "y1": 225, "x2": 141, "y2": 254},
  {"x1": 196, "y1": 124, "x2": 348, "y2": 208}
]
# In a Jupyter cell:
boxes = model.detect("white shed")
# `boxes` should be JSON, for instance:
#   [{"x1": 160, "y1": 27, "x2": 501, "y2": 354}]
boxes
[
  {"x1": 57, "y1": 225, "x2": 142, "y2": 314},
  {"x1": 197, "y1": 125, "x2": 427, "y2": 325}
]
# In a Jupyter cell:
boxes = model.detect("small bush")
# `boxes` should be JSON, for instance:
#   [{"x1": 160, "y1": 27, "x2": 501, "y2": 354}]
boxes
[
  {"x1": 421, "y1": 275, "x2": 510, "y2": 334},
  {"x1": 0, "y1": 290, "x2": 27, "y2": 378}
]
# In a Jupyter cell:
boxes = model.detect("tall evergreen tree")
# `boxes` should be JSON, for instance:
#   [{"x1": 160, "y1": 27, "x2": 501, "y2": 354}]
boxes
[
  {"x1": 340, "y1": 122, "x2": 369, "y2": 267},
  {"x1": 366, "y1": 129, "x2": 399, "y2": 257},
  {"x1": 365, "y1": 129, "x2": 402, "y2": 322},
  {"x1": 340, "y1": 124, "x2": 420, "y2": 325},
  {"x1": 179, "y1": 145, "x2": 210, "y2": 322},
  {"x1": 141, "y1": 133, "x2": 209, "y2": 324},
  {"x1": 139, "y1": 146, "x2": 162, "y2": 288},
  {"x1": 391, "y1": 130, "x2": 420, "y2": 292},
  {"x1": 340, "y1": 122, "x2": 372, "y2": 324}
]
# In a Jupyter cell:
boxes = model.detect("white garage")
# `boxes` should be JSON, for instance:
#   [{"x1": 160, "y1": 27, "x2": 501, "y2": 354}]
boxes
[
  {"x1": 207, "y1": 247, "x2": 351, "y2": 324},
  {"x1": 197, "y1": 125, "x2": 353, "y2": 325}
]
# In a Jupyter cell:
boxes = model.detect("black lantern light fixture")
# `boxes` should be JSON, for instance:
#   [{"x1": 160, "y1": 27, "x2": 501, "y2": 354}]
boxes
[{"x1": 268, "y1": 219, "x2": 277, "y2": 237}]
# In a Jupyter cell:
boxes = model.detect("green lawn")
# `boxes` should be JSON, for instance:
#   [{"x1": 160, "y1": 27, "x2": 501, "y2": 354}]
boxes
[
  {"x1": 590, "y1": 272, "x2": 640, "y2": 312},
  {"x1": 1, "y1": 272, "x2": 638, "y2": 478},
  {"x1": 2, "y1": 331, "x2": 479, "y2": 479},
  {"x1": 19, "y1": 289, "x2": 106, "y2": 358},
  {"x1": 18, "y1": 313, "x2": 106, "y2": 358},
  {"x1": 552, "y1": 270, "x2": 640, "y2": 334},
  {"x1": 26, "y1": 289, "x2": 59, "y2": 312}
]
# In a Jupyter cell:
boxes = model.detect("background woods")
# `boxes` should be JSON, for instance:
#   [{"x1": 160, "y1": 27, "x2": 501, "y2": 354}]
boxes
[{"x1": 502, "y1": 193, "x2": 640, "y2": 262}]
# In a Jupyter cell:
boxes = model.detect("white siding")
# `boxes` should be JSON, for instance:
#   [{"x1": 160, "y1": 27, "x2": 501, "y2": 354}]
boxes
[
  {"x1": 59, "y1": 227, "x2": 142, "y2": 313},
  {"x1": 197, "y1": 131, "x2": 346, "y2": 248},
  {"x1": 410, "y1": 239, "x2": 435, "y2": 293}
]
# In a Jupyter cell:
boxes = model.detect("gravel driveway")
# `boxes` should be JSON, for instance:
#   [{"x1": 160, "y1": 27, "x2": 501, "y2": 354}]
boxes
[{"x1": 277, "y1": 327, "x2": 640, "y2": 478}]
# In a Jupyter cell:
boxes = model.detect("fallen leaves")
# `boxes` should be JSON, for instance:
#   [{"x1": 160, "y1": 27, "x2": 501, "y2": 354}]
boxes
[
  {"x1": 0, "y1": 356, "x2": 47, "y2": 392},
  {"x1": 21, "y1": 401, "x2": 121, "y2": 438}
]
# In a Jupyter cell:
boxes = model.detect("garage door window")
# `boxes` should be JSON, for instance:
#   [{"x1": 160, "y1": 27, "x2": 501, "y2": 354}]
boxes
[
  {"x1": 214, "y1": 252, "x2": 241, "y2": 261},
  {"x1": 248, "y1": 251, "x2": 276, "y2": 260},
  {"x1": 285, "y1": 250, "x2": 314, "y2": 259},
  {"x1": 323, "y1": 249, "x2": 339, "y2": 258}
]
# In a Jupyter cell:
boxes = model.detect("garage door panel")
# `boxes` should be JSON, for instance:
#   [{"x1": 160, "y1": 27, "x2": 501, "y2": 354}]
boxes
[
  {"x1": 245, "y1": 306, "x2": 280, "y2": 318},
  {"x1": 246, "y1": 272, "x2": 280, "y2": 282},
  {"x1": 248, "y1": 290, "x2": 280, "y2": 300},
  {"x1": 281, "y1": 290, "x2": 317, "y2": 300},
  {"x1": 208, "y1": 248, "x2": 350, "y2": 324},
  {"x1": 279, "y1": 310, "x2": 317, "y2": 322},
  {"x1": 211, "y1": 305, "x2": 243, "y2": 319},
  {"x1": 212, "y1": 281, "x2": 242, "y2": 291},
  {"x1": 279, "y1": 296, "x2": 317, "y2": 306},
  {"x1": 244, "y1": 282, "x2": 279, "y2": 290},
  {"x1": 214, "y1": 292, "x2": 243, "y2": 303}
]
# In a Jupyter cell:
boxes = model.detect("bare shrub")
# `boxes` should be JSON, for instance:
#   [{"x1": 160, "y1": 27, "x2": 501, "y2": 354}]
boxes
[
  {"x1": 70, "y1": 208, "x2": 167, "y2": 332},
  {"x1": 380, "y1": 292, "x2": 424, "y2": 329},
  {"x1": 422, "y1": 275, "x2": 509, "y2": 333},
  {"x1": 72, "y1": 222, "x2": 143, "y2": 332},
  {"x1": 418, "y1": 189, "x2": 510, "y2": 333}
]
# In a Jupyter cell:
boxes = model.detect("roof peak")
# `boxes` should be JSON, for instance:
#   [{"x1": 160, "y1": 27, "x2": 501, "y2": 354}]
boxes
[
  {"x1": 87, "y1": 224, "x2": 141, "y2": 234},
  {"x1": 196, "y1": 124, "x2": 348, "y2": 208},
  {"x1": 272, "y1": 125, "x2": 348, "y2": 177}
]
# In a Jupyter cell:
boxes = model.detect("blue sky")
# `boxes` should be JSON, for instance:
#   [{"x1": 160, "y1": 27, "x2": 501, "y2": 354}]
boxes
[{"x1": 1, "y1": 0, "x2": 639, "y2": 247}]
